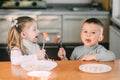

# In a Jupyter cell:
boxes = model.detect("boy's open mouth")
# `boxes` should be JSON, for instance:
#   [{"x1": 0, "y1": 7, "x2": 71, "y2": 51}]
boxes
[{"x1": 85, "y1": 39, "x2": 91, "y2": 43}]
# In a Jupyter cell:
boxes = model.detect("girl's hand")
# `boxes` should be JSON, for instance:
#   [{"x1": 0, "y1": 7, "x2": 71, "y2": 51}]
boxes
[
  {"x1": 37, "y1": 49, "x2": 46, "y2": 60},
  {"x1": 58, "y1": 47, "x2": 66, "y2": 60},
  {"x1": 81, "y1": 54, "x2": 97, "y2": 61}
]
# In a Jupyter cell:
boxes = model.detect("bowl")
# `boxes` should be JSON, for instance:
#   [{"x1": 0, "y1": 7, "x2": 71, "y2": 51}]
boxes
[{"x1": 27, "y1": 71, "x2": 51, "y2": 80}]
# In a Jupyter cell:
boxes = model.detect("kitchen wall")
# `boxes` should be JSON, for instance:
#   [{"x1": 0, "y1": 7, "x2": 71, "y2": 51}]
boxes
[{"x1": 94, "y1": 0, "x2": 110, "y2": 10}]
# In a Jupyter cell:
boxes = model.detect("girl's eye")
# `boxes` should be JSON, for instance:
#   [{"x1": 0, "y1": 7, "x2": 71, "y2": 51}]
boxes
[{"x1": 33, "y1": 28, "x2": 36, "y2": 31}]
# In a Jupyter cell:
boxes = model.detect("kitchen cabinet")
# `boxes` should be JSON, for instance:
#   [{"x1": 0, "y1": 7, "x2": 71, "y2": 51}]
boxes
[
  {"x1": 0, "y1": 14, "x2": 109, "y2": 44},
  {"x1": 62, "y1": 15, "x2": 109, "y2": 43},
  {"x1": 0, "y1": 10, "x2": 110, "y2": 44},
  {"x1": 63, "y1": 15, "x2": 84, "y2": 43},
  {"x1": 110, "y1": 25, "x2": 120, "y2": 59},
  {"x1": 37, "y1": 15, "x2": 62, "y2": 43},
  {"x1": 0, "y1": 15, "x2": 11, "y2": 44}
]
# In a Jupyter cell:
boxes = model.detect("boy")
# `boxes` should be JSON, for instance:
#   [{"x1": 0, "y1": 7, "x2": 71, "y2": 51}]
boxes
[{"x1": 58, "y1": 18, "x2": 116, "y2": 61}]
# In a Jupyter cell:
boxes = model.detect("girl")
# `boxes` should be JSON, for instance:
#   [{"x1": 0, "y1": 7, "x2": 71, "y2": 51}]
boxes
[{"x1": 8, "y1": 16, "x2": 46, "y2": 65}]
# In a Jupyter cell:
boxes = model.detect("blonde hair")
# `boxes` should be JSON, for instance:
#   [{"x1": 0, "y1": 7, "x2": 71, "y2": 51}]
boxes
[{"x1": 8, "y1": 16, "x2": 35, "y2": 55}]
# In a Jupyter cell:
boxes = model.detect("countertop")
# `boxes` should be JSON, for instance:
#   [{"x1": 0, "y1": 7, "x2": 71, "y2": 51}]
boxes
[
  {"x1": 0, "y1": 2, "x2": 109, "y2": 15},
  {"x1": 0, "y1": 9, "x2": 109, "y2": 15}
]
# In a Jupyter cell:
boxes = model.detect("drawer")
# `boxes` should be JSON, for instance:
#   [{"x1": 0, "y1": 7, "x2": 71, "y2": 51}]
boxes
[{"x1": 37, "y1": 15, "x2": 61, "y2": 29}]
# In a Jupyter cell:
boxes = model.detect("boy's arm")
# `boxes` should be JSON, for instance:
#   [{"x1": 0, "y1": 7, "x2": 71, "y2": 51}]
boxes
[
  {"x1": 81, "y1": 54, "x2": 98, "y2": 61},
  {"x1": 96, "y1": 46, "x2": 116, "y2": 61},
  {"x1": 58, "y1": 48, "x2": 68, "y2": 60}
]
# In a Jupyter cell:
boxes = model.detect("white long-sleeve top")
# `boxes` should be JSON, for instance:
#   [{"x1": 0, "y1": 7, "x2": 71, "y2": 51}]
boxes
[{"x1": 10, "y1": 39, "x2": 41, "y2": 65}]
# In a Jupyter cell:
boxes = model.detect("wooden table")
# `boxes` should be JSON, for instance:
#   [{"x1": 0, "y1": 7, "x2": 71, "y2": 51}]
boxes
[{"x1": 0, "y1": 60, "x2": 120, "y2": 80}]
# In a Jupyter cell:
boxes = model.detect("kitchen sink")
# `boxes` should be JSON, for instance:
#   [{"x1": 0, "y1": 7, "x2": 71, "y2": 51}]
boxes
[
  {"x1": 45, "y1": 3, "x2": 102, "y2": 11},
  {"x1": 43, "y1": 6, "x2": 100, "y2": 12},
  {"x1": 44, "y1": 3, "x2": 101, "y2": 11},
  {"x1": 69, "y1": 7, "x2": 99, "y2": 11}
]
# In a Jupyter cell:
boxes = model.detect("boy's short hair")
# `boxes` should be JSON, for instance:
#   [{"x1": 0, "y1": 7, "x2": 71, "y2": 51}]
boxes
[
  {"x1": 83, "y1": 18, "x2": 104, "y2": 35},
  {"x1": 84, "y1": 18, "x2": 104, "y2": 28}
]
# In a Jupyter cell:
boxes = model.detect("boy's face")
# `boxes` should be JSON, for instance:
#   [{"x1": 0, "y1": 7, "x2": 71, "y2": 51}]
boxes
[
  {"x1": 80, "y1": 23, "x2": 103, "y2": 47},
  {"x1": 21, "y1": 21, "x2": 40, "y2": 42}
]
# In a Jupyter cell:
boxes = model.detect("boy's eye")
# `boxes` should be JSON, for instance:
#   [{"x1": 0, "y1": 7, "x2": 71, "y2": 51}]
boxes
[
  {"x1": 83, "y1": 31, "x2": 88, "y2": 33},
  {"x1": 92, "y1": 32, "x2": 96, "y2": 34}
]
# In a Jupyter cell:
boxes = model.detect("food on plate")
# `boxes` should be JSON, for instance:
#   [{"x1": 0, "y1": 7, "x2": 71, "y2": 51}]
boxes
[
  {"x1": 79, "y1": 63, "x2": 112, "y2": 73},
  {"x1": 85, "y1": 65, "x2": 104, "y2": 73}
]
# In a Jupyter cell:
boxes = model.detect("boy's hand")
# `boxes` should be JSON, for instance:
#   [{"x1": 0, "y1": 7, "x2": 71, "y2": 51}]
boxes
[
  {"x1": 81, "y1": 54, "x2": 97, "y2": 61},
  {"x1": 58, "y1": 47, "x2": 66, "y2": 60}
]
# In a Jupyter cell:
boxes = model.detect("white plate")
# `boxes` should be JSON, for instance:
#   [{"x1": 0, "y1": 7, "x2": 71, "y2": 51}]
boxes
[
  {"x1": 21, "y1": 60, "x2": 57, "y2": 71},
  {"x1": 79, "y1": 63, "x2": 112, "y2": 73}
]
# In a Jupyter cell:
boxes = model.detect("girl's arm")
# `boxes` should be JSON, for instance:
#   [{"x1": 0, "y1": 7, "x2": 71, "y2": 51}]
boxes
[{"x1": 10, "y1": 49, "x2": 37, "y2": 65}]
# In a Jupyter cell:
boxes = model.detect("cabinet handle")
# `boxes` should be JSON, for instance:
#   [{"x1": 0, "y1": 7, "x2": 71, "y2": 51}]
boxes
[
  {"x1": 0, "y1": 18, "x2": 6, "y2": 21},
  {"x1": 45, "y1": 46, "x2": 58, "y2": 48},
  {"x1": 40, "y1": 31, "x2": 60, "y2": 34},
  {"x1": 64, "y1": 18, "x2": 83, "y2": 21},
  {"x1": 38, "y1": 18, "x2": 59, "y2": 21}
]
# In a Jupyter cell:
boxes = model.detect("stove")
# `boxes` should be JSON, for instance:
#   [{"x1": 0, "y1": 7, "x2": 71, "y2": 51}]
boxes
[{"x1": 0, "y1": 1, "x2": 47, "y2": 9}]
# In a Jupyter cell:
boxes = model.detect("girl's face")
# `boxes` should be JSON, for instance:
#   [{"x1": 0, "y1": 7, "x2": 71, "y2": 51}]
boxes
[
  {"x1": 80, "y1": 23, "x2": 103, "y2": 47},
  {"x1": 21, "y1": 21, "x2": 40, "y2": 42}
]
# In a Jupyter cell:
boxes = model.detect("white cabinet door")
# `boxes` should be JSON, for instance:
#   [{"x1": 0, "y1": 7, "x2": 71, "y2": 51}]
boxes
[
  {"x1": 110, "y1": 26, "x2": 120, "y2": 59},
  {"x1": 63, "y1": 16, "x2": 85, "y2": 43},
  {"x1": 37, "y1": 15, "x2": 62, "y2": 43},
  {"x1": 0, "y1": 15, "x2": 11, "y2": 43}
]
